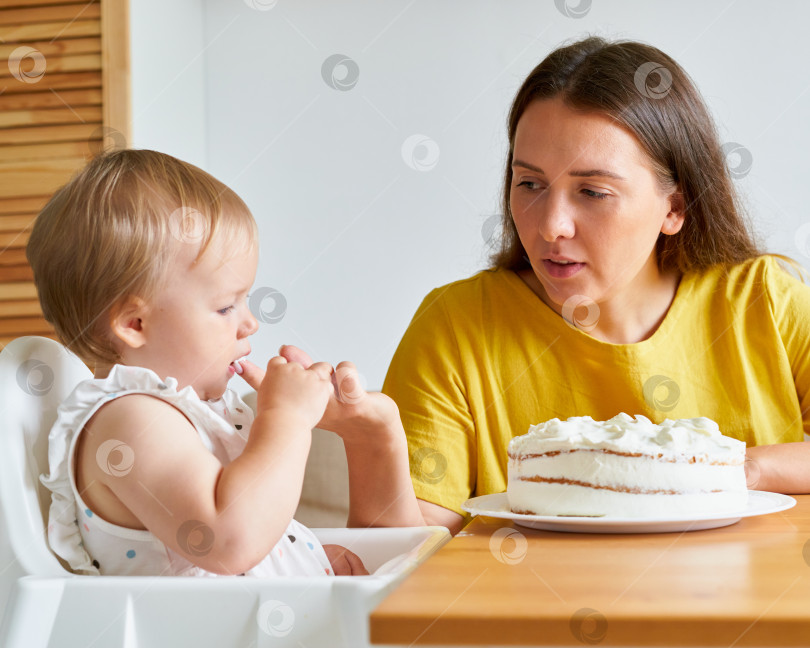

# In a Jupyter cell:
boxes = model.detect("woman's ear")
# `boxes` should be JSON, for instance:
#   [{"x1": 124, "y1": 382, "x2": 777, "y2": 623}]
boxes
[
  {"x1": 109, "y1": 296, "x2": 149, "y2": 350},
  {"x1": 661, "y1": 189, "x2": 686, "y2": 236}
]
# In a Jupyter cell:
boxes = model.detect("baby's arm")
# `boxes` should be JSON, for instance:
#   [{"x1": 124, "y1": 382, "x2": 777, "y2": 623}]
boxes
[
  {"x1": 278, "y1": 346, "x2": 425, "y2": 528},
  {"x1": 82, "y1": 357, "x2": 333, "y2": 575},
  {"x1": 745, "y1": 441, "x2": 810, "y2": 493},
  {"x1": 335, "y1": 386, "x2": 425, "y2": 528},
  {"x1": 242, "y1": 349, "x2": 425, "y2": 528}
]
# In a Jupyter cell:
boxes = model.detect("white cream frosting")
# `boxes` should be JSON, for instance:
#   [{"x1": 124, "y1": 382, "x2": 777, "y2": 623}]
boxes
[
  {"x1": 507, "y1": 413, "x2": 748, "y2": 518},
  {"x1": 508, "y1": 412, "x2": 745, "y2": 463}
]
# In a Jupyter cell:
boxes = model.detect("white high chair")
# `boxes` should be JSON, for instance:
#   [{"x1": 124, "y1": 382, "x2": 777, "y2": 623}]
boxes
[{"x1": 0, "y1": 337, "x2": 449, "y2": 648}]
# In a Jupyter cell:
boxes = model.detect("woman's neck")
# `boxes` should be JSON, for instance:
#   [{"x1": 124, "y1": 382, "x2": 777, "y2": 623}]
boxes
[{"x1": 517, "y1": 267, "x2": 682, "y2": 345}]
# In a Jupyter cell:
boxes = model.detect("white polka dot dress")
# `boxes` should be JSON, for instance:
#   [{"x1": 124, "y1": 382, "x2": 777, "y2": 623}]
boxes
[{"x1": 41, "y1": 364, "x2": 333, "y2": 577}]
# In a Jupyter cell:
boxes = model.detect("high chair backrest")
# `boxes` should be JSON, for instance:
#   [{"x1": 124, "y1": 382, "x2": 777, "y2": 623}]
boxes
[{"x1": 0, "y1": 336, "x2": 92, "y2": 576}]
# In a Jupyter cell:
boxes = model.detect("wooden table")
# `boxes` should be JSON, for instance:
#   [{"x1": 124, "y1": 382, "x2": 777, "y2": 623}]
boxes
[{"x1": 370, "y1": 495, "x2": 810, "y2": 646}]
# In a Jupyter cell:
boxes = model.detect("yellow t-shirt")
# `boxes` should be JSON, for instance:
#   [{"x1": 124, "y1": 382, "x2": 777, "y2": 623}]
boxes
[{"x1": 382, "y1": 256, "x2": 810, "y2": 516}]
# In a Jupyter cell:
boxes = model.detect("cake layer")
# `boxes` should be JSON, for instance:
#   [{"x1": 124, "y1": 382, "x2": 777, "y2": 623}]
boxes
[
  {"x1": 508, "y1": 481, "x2": 749, "y2": 518},
  {"x1": 506, "y1": 413, "x2": 749, "y2": 519},
  {"x1": 509, "y1": 450, "x2": 745, "y2": 494}
]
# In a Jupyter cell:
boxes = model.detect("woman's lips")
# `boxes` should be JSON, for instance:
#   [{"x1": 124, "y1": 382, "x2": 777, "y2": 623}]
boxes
[{"x1": 542, "y1": 259, "x2": 585, "y2": 278}]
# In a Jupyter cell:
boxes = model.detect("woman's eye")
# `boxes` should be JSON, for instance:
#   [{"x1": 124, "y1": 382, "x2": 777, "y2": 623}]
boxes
[
  {"x1": 582, "y1": 188, "x2": 609, "y2": 200},
  {"x1": 517, "y1": 180, "x2": 543, "y2": 190},
  {"x1": 218, "y1": 306, "x2": 234, "y2": 315}
]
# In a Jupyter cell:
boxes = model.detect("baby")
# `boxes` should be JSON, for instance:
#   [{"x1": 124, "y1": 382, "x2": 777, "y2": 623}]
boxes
[{"x1": 27, "y1": 149, "x2": 423, "y2": 577}]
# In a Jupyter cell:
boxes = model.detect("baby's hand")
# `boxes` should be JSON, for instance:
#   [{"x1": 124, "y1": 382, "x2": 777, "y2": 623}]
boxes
[
  {"x1": 243, "y1": 356, "x2": 334, "y2": 430},
  {"x1": 279, "y1": 345, "x2": 402, "y2": 444},
  {"x1": 322, "y1": 544, "x2": 369, "y2": 576}
]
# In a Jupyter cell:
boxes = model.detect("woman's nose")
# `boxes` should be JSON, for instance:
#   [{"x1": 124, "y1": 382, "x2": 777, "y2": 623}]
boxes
[{"x1": 537, "y1": 193, "x2": 575, "y2": 242}]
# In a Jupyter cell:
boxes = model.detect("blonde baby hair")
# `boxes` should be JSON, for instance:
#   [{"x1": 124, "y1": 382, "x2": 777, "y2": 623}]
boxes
[{"x1": 27, "y1": 149, "x2": 258, "y2": 368}]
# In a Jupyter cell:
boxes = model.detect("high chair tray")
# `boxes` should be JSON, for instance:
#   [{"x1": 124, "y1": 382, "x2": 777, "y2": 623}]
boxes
[{"x1": 0, "y1": 526, "x2": 449, "y2": 648}]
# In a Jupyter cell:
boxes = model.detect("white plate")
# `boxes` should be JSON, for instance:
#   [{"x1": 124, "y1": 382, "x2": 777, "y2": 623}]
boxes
[{"x1": 461, "y1": 491, "x2": 796, "y2": 534}]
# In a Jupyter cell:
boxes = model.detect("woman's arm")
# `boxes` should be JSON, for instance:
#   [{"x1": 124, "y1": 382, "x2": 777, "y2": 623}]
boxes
[
  {"x1": 759, "y1": 259, "x2": 810, "y2": 493},
  {"x1": 745, "y1": 441, "x2": 810, "y2": 493}
]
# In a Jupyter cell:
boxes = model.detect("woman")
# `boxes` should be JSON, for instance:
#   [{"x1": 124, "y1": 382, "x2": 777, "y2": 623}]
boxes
[{"x1": 382, "y1": 36, "x2": 810, "y2": 534}]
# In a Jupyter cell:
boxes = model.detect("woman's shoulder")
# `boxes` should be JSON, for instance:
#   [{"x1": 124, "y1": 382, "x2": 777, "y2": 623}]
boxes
[
  {"x1": 418, "y1": 267, "x2": 519, "y2": 310},
  {"x1": 690, "y1": 254, "x2": 805, "y2": 293},
  {"x1": 683, "y1": 255, "x2": 810, "y2": 319}
]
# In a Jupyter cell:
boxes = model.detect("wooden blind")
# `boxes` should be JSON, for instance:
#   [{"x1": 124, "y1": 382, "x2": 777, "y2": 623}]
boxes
[{"x1": 0, "y1": 0, "x2": 130, "y2": 349}]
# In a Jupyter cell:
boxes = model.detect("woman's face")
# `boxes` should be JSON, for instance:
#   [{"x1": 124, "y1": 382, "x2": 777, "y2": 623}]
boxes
[{"x1": 509, "y1": 97, "x2": 684, "y2": 314}]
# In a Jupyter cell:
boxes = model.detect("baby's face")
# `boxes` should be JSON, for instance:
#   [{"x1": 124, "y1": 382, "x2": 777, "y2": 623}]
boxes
[{"x1": 131, "y1": 237, "x2": 259, "y2": 400}]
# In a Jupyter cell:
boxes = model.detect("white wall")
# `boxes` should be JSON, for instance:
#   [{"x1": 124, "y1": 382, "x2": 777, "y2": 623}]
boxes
[
  {"x1": 130, "y1": 0, "x2": 207, "y2": 169},
  {"x1": 131, "y1": 0, "x2": 810, "y2": 391}
]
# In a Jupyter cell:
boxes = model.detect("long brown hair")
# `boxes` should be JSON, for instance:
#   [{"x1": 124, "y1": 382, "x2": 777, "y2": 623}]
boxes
[{"x1": 492, "y1": 36, "x2": 761, "y2": 272}]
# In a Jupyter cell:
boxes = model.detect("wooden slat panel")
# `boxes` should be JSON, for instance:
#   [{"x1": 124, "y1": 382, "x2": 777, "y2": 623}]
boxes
[
  {"x1": 102, "y1": 0, "x2": 130, "y2": 143},
  {"x1": 0, "y1": 299, "x2": 42, "y2": 318},
  {"x1": 0, "y1": 265, "x2": 33, "y2": 281},
  {"x1": 0, "y1": 140, "x2": 95, "y2": 162},
  {"x1": 0, "y1": 196, "x2": 48, "y2": 214},
  {"x1": 0, "y1": 3, "x2": 100, "y2": 26},
  {"x1": 0, "y1": 88, "x2": 102, "y2": 111},
  {"x1": 0, "y1": 248, "x2": 29, "y2": 265},
  {"x1": 0, "y1": 71, "x2": 101, "y2": 95},
  {"x1": 0, "y1": 282, "x2": 37, "y2": 300},
  {"x1": 0, "y1": 157, "x2": 83, "y2": 198},
  {"x1": 0, "y1": 315, "x2": 52, "y2": 335},
  {"x1": 0, "y1": 230, "x2": 29, "y2": 246},
  {"x1": 0, "y1": 36, "x2": 100, "y2": 61},
  {"x1": 0, "y1": 333, "x2": 57, "y2": 349},
  {"x1": 0, "y1": 20, "x2": 100, "y2": 45},
  {"x1": 0, "y1": 105, "x2": 101, "y2": 128},
  {"x1": 0, "y1": 214, "x2": 36, "y2": 231},
  {"x1": 0, "y1": 0, "x2": 122, "y2": 344},
  {"x1": 0, "y1": 0, "x2": 83, "y2": 7},
  {"x1": 0, "y1": 122, "x2": 100, "y2": 145},
  {"x1": 0, "y1": 53, "x2": 101, "y2": 79}
]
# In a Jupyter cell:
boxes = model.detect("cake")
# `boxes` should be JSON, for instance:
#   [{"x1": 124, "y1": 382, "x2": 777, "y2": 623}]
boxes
[{"x1": 507, "y1": 413, "x2": 748, "y2": 518}]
